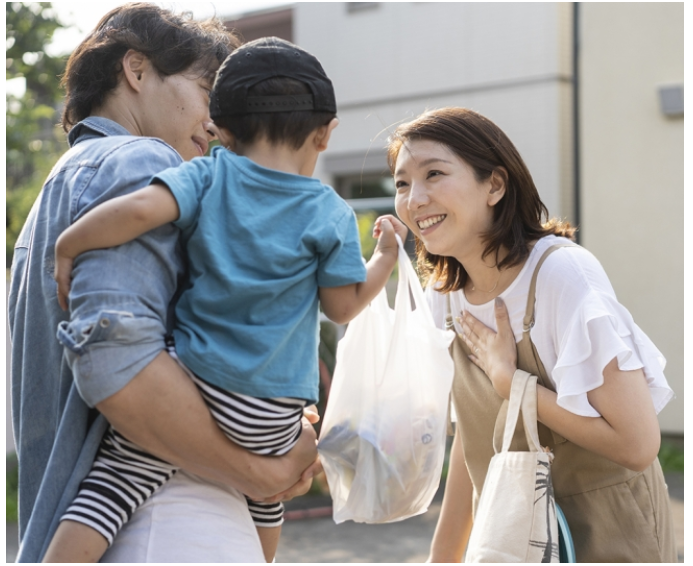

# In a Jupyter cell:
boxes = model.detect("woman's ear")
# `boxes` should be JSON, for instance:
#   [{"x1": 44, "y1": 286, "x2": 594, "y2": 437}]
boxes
[
  {"x1": 487, "y1": 167, "x2": 508, "y2": 206},
  {"x1": 121, "y1": 50, "x2": 149, "y2": 93}
]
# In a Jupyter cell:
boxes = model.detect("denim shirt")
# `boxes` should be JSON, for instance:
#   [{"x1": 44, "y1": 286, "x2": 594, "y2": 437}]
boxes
[{"x1": 8, "y1": 117, "x2": 184, "y2": 562}]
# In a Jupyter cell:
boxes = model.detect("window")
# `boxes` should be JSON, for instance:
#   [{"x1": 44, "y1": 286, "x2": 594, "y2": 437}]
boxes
[
  {"x1": 346, "y1": 3, "x2": 379, "y2": 14},
  {"x1": 334, "y1": 173, "x2": 415, "y2": 258}
]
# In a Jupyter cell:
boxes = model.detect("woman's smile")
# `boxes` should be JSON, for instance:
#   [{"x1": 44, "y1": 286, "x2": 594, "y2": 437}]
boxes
[{"x1": 416, "y1": 214, "x2": 447, "y2": 232}]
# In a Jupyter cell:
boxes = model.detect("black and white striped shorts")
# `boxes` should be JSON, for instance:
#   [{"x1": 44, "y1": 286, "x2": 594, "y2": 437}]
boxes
[{"x1": 61, "y1": 369, "x2": 306, "y2": 546}]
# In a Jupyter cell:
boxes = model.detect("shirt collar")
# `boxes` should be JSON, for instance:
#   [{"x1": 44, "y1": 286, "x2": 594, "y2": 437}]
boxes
[{"x1": 67, "y1": 116, "x2": 133, "y2": 147}]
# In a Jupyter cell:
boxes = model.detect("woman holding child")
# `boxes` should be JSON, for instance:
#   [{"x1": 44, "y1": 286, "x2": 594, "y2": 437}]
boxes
[{"x1": 388, "y1": 107, "x2": 676, "y2": 562}]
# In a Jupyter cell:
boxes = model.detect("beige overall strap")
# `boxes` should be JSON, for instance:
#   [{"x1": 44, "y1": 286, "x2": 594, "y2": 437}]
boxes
[
  {"x1": 445, "y1": 293, "x2": 455, "y2": 330},
  {"x1": 520, "y1": 242, "x2": 577, "y2": 447},
  {"x1": 522, "y1": 243, "x2": 578, "y2": 333},
  {"x1": 445, "y1": 293, "x2": 455, "y2": 435}
]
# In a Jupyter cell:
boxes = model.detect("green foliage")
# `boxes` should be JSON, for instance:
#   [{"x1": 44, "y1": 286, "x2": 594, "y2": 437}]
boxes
[
  {"x1": 356, "y1": 211, "x2": 378, "y2": 261},
  {"x1": 7, "y1": 454, "x2": 19, "y2": 523},
  {"x1": 6, "y1": 3, "x2": 64, "y2": 92},
  {"x1": 355, "y1": 210, "x2": 400, "y2": 288},
  {"x1": 6, "y1": 151, "x2": 55, "y2": 262},
  {"x1": 6, "y1": 2, "x2": 69, "y2": 266},
  {"x1": 318, "y1": 321, "x2": 337, "y2": 376},
  {"x1": 658, "y1": 439, "x2": 684, "y2": 473}
]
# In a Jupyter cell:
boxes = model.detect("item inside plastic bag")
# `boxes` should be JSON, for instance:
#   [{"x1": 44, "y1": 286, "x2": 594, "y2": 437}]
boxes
[
  {"x1": 318, "y1": 236, "x2": 455, "y2": 524},
  {"x1": 319, "y1": 411, "x2": 444, "y2": 523}
]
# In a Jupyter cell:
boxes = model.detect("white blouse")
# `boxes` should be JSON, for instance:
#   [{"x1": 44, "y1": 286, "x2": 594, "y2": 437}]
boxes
[{"x1": 426, "y1": 235, "x2": 674, "y2": 418}]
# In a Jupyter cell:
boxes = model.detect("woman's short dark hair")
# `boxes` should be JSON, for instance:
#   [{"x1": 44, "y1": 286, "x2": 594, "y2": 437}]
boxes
[
  {"x1": 214, "y1": 77, "x2": 336, "y2": 150},
  {"x1": 61, "y1": 2, "x2": 239, "y2": 131},
  {"x1": 387, "y1": 107, "x2": 575, "y2": 293}
]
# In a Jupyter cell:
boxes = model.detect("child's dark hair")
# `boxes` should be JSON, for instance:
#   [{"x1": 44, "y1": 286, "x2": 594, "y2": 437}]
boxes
[
  {"x1": 60, "y1": 3, "x2": 238, "y2": 131},
  {"x1": 214, "y1": 77, "x2": 336, "y2": 150}
]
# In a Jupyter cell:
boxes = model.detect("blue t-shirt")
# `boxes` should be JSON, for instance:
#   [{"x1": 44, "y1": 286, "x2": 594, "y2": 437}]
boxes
[{"x1": 153, "y1": 147, "x2": 366, "y2": 403}]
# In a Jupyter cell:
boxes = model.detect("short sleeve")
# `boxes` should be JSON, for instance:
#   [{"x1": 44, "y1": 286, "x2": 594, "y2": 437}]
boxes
[
  {"x1": 316, "y1": 208, "x2": 367, "y2": 287},
  {"x1": 536, "y1": 247, "x2": 673, "y2": 417},
  {"x1": 153, "y1": 156, "x2": 214, "y2": 231}
]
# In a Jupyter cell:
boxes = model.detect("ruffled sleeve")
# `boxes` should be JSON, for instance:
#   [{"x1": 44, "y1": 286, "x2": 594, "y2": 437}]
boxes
[{"x1": 536, "y1": 247, "x2": 674, "y2": 417}]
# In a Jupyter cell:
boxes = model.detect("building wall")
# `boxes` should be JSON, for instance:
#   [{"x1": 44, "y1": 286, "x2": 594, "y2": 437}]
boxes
[
  {"x1": 225, "y1": 7, "x2": 293, "y2": 43},
  {"x1": 216, "y1": 2, "x2": 683, "y2": 433},
  {"x1": 579, "y1": 3, "x2": 683, "y2": 432},
  {"x1": 294, "y1": 2, "x2": 575, "y2": 222}
]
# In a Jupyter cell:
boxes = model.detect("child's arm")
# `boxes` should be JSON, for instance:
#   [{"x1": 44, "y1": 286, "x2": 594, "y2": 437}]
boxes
[
  {"x1": 319, "y1": 215, "x2": 408, "y2": 325},
  {"x1": 54, "y1": 183, "x2": 179, "y2": 310}
]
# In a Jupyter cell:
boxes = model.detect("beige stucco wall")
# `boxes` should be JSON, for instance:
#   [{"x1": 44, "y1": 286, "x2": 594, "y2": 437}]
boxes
[
  {"x1": 579, "y1": 3, "x2": 683, "y2": 433},
  {"x1": 297, "y1": 2, "x2": 575, "y2": 222}
]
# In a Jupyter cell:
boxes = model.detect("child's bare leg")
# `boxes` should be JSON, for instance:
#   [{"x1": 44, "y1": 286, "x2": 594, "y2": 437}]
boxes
[
  {"x1": 256, "y1": 525, "x2": 282, "y2": 563},
  {"x1": 42, "y1": 520, "x2": 109, "y2": 563}
]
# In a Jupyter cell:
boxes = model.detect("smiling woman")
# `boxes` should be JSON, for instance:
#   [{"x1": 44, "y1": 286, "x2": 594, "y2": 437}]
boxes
[
  {"x1": 387, "y1": 107, "x2": 677, "y2": 562},
  {"x1": 389, "y1": 108, "x2": 572, "y2": 296}
]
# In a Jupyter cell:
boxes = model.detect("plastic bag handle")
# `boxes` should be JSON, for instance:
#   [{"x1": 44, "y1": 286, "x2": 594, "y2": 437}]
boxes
[
  {"x1": 370, "y1": 282, "x2": 390, "y2": 312},
  {"x1": 374, "y1": 235, "x2": 436, "y2": 389},
  {"x1": 393, "y1": 234, "x2": 435, "y2": 326}
]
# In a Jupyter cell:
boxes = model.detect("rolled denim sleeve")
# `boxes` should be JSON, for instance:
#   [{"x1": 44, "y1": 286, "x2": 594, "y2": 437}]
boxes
[
  {"x1": 57, "y1": 311, "x2": 167, "y2": 407},
  {"x1": 59, "y1": 138, "x2": 184, "y2": 407}
]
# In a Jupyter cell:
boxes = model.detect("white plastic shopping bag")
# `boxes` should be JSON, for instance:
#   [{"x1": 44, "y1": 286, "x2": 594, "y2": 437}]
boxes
[{"x1": 318, "y1": 236, "x2": 455, "y2": 524}]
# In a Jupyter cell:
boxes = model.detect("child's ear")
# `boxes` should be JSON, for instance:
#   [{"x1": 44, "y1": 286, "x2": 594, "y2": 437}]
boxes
[
  {"x1": 215, "y1": 126, "x2": 236, "y2": 151},
  {"x1": 313, "y1": 118, "x2": 339, "y2": 152}
]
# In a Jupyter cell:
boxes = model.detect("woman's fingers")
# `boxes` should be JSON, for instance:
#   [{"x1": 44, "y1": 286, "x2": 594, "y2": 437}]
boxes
[
  {"x1": 494, "y1": 297, "x2": 512, "y2": 335},
  {"x1": 460, "y1": 313, "x2": 484, "y2": 346},
  {"x1": 459, "y1": 313, "x2": 486, "y2": 370},
  {"x1": 458, "y1": 305, "x2": 516, "y2": 398}
]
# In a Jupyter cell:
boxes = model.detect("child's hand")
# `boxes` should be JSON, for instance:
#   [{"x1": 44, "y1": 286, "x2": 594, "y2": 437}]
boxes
[
  {"x1": 54, "y1": 247, "x2": 75, "y2": 311},
  {"x1": 373, "y1": 214, "x2": 408, "y2": 257}
]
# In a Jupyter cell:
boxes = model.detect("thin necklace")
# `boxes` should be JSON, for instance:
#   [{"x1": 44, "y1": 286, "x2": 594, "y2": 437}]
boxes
[{"x1": 471, "y1": 270, "x2": 502, "y2": 293}]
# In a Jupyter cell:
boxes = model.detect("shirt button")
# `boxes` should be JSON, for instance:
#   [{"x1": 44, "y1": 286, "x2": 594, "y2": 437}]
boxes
[{"x1": 99, "y1": 318, "x2": 110, "y2": 328}]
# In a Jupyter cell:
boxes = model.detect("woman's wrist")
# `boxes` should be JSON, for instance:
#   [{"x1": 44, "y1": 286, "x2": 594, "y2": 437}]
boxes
[{"x1": 490, "y1": 364, "x2": 516, "y2": 400}]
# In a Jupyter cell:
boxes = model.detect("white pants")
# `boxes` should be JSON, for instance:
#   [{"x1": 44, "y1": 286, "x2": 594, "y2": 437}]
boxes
[{"x1": 101, "y1": 470, "x2": 265, "y2": 563}]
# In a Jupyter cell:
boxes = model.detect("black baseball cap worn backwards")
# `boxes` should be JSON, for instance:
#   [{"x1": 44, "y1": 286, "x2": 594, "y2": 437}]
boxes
[{"x1": 210, "y1": 36, "x2": 336, "y2": 118}]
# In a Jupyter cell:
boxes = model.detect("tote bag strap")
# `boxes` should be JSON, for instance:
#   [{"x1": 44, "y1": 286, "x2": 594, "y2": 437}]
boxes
[{"x1": 493, "y1": 370, "x2": 542, "y2": 454}]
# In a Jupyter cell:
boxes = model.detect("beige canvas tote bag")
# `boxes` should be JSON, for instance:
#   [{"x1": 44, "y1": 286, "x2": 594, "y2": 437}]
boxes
[{"x1": 465, "y1": 370, "x2": 558, "y2": 563}]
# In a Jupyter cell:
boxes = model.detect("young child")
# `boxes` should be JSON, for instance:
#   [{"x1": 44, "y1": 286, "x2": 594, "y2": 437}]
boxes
[{"x1": 47, "y1": 37, "x2": 407, "y2": 563}]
